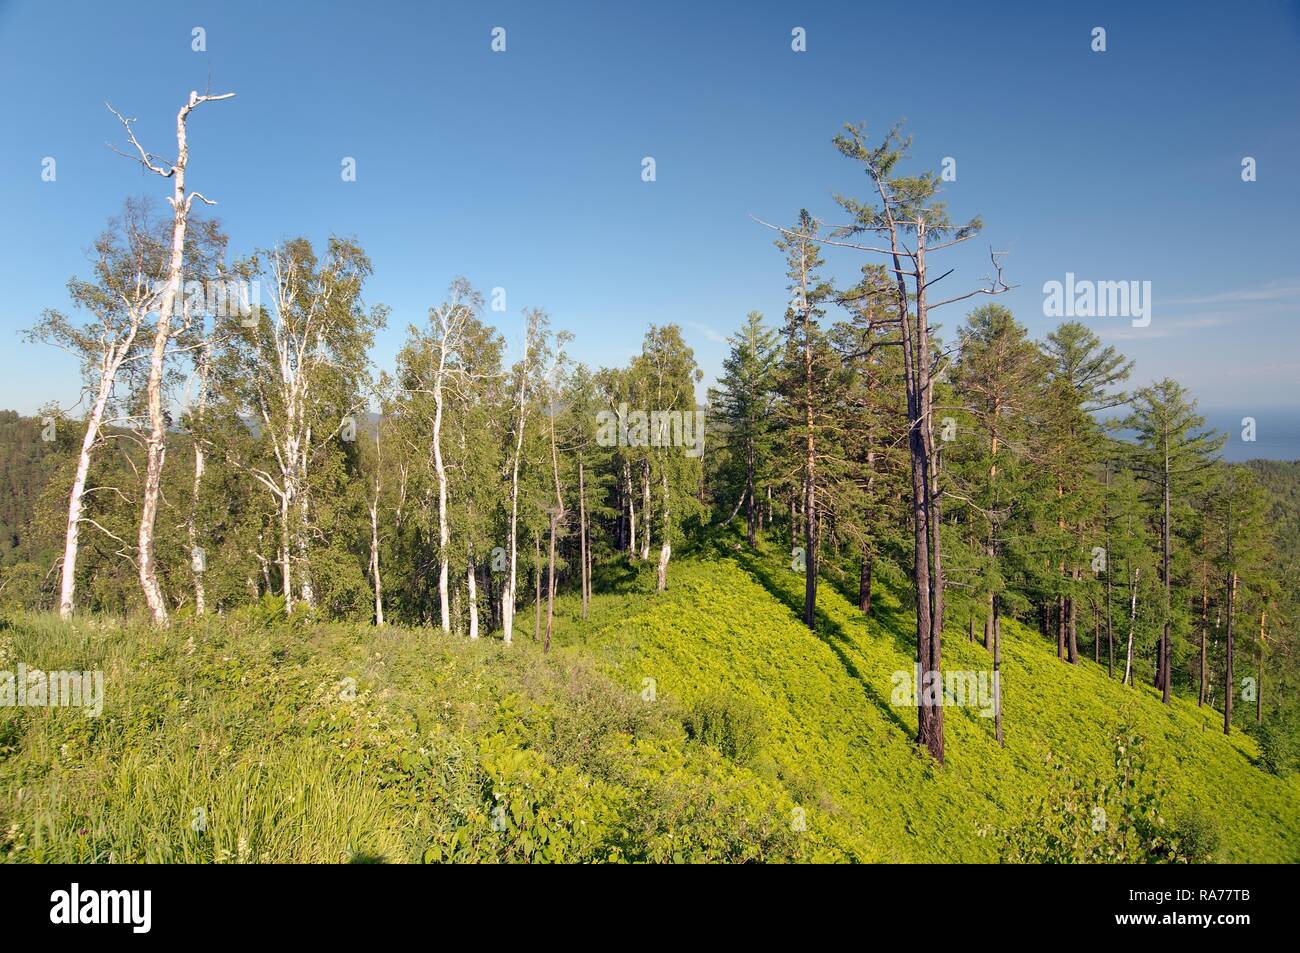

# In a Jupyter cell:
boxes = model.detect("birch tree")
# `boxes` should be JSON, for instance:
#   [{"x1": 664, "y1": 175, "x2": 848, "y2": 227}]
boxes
[
  {"x1": 501, "y1": 309, "x2": 548, "y2": 645},
  {"x1": 26, "y1": 201, "x2": 163, "y2": 619},
  {"x1": 107, "y1": 88, "x2": 235, "y2": 625},
  {"x1": 212, "y1": 237, "x2": 384, "y2": 614}
]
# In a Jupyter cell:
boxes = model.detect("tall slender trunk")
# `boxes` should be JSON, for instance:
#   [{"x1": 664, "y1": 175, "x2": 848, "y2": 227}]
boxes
[
  {"x1": 59, "y1": 368, "x2": 118, "y2": 620},
  {"x1": 899, "y1": 217, "x2": 943, "y2": 762},
  {"x1": 1057, "y1": 594, "x2": 1066, "y2": 660},
  {"x1": 993, "y1": 595, "x2": 1003, "y2": 746},
  {"x1": 297, "y1": 489, "x2": 314, "y2": 609},
  {"x1": 369, "y1": 471, "x2": 383, "y2": 627},
  {"x1": 138, "y1": 211, "x2": 185, "y2": 625},
  {"x1": 1124, "y1": 567, "x2": 1139, "y2": 685},
  {"x1": 624, "y1": 461, "x2": 637, "y2": 557},
  {"x1": 640, "y1": 461, "x2": 651, "y2": 560},
  {"x1": 433, "y1": 341, "x2": 450, "y2": 632},
  {"x1": 502, "y1": 366, "x2": 528, "y2": 645},
  {"x1": 534, "y1": 532, "x2": 542, "y2": 641},
  {"x1": 138, "y1": 95, "x2": 216, "y2": 627},
  {"x1": 1067, "y1": 589, "x2": 1078, "y2": 664},
  {"x1": 1224, "y1": 569, "x2": 1235, "y2": 734},
  {"x1": 578, "y1": 460, "x2": 589, "y2": 619},
  {"x1": 279, "y1": 489, "x2": 293, "y2": 613},
  {"x1": 187, "y1": 341, "x2": 210, "y2": 616},
  {"x1": 744, "y1": 443, "x2": 756, "y2": 544},
  {"x1": 1159, "y1": 423, "x2": 1172, "y2": 703},
  {"x1": 545, "y1": 515, "x2": 558, "y2": 651},
  {"x1": 1256, "y1": 605, "x2": 1265, "y2": 723},
  {"x1": 1224, "y1": 497, "x2": 1236, "y2": 733},
  {"x1": 467, "y1": 543, "x2": 478, "y2": 640},
  {"x1": 1104, "y1": 466, "x2": 1114, "y2": 676},
  {"x1": 656, "y1": 469, "x2": 671, "y2": 591},
  {"x1": 858, "y1": 550, "x2": 873, "y2": 614},
  {"x1": 544, "y1": 390, "x2": 564, "y2": 651},
  {"x1": 800, "y1": 246, "x2": 817, "y2": 630},
  {"x1": 1199, "y1": 576, "x2": 1208, "y2": 705}
]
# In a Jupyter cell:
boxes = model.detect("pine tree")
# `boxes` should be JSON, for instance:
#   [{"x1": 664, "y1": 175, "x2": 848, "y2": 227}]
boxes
[
  {"x1": 710, "y1": 311, "x2": 780, "y2": 545},
  {"x1": 1124, "y1": 379, "x2": 1225, "y2": 703}
]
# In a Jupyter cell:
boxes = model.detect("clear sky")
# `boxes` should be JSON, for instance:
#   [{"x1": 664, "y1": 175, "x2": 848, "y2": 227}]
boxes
[{"x1": 1, "y1": 1, "x2": 1297, "y2": 450}]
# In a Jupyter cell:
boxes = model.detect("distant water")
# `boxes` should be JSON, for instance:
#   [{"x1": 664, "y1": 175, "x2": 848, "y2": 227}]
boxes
[{"x1": 1201, "y1": 408, "x2": 1300, "y2": 463}]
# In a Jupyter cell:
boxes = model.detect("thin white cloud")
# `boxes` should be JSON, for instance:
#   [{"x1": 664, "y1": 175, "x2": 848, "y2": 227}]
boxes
[
  {"x1": 1162, "y1": 279, "x2": 1300, "y2": 308},
  {"x1": 683, "y1": 321, "x2": 727, "y2": 344}
]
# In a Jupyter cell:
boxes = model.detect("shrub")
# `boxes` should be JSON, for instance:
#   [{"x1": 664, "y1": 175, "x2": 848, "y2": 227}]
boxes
[
  {"x1": 1172, "y1": 808, "x2": 1220, "y2": 863},
  {"x1": 1000, "y1": 728, "x2": 1190, "y2": 863},
  {"x1": 1251, "y1": 711, "x2": 1299, "y2": 777},
  {"x1": 683, "y1": 691, "x2": 767, "y2": 766}
]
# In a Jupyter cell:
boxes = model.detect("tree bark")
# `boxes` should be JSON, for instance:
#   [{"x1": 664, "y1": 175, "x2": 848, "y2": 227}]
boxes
[
  {"x1": 1124, "y1": 567, "x2": 1139, "y2": 686},
  {"x1": 129, "y1": 90, "x2": 233, "y2": 626},
  {"x1": 1159, "y1": 419, "x2": 1172, "y2": 703},
  {"x1": 369, "y1": 492, "x2": 384, "y2": 627},
  {"x1": 502, "y1": 347, "x2": 530, "y2": 645},
  {"x1": 993, "y1": 595, "x2": 1004, "y2": 746},
  {"x1": 467, "y1": 546, "x2": 479, "y2": 640},
  {"x1": 858, "y1": 551, "x2": 873, "y2": 614},
  {"x1": 1199, "y1": 577, "x2": 1208, "y2": 705},
  {"x1": 656, "y1": 469, "x2": 671, "y2": 591},
  {"x1": 187, "y1": 340, "x2": 210, "y2": 616},
  {"x1": 640, "y1": 461, "x2": 651, "y2": 560},
  {"x1": 578, "y1": 460, "x2": 589, "y2": 619},
  {"x1": 59, "y1": 361, "x2": 123, "y2": 619},
  {"x1": 624, "y1": 461, "x2": 636, "y2": 557}
]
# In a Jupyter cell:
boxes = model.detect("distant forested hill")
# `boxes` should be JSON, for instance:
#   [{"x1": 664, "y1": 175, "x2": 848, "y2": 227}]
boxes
[
  {"x1": 1246, "y1": 460, "x2": 1300, "y2": 563},
  {"x1": 0, "y1": 411, "x2": 58, "y2": 562}
]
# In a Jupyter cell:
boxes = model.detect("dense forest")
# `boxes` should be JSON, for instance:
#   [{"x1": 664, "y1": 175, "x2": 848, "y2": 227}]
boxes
[{"x1": 1, "y1": 101, "x2": 1296, "y2": 864}]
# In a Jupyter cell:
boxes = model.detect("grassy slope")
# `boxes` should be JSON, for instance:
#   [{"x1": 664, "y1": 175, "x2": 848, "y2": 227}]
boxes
[
  {"x1": 553, "y1": 537, "x2": 1300, "y2": 863},
  {"x1": 1, "y1": 535, "x2": 1296, "y2": 862}
]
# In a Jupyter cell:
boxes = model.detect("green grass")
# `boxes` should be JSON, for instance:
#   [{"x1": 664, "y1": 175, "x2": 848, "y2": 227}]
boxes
[
  {"x1": 1, "y1": 534, "x2": 1295, "y2": 863},
  {"x1": 553, "y1": 536, "x2": 1300, "y2": 863}
]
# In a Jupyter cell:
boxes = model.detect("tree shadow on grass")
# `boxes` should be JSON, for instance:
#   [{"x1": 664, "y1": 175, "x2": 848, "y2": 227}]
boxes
[
  {"x1": 729, "y1": 547, "x2": 914, "y2": 740},
  {"x1": 822, "y1": 567, "x2": 918, "y2": 659},
  {"x1": 590, "y1": 556, "x2": 646, "y2": 597}
]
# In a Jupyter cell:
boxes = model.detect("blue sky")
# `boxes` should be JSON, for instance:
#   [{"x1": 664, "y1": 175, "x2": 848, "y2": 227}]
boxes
[{"x1": 1, "y1": 0, "x2": 1297, "y2": 452}]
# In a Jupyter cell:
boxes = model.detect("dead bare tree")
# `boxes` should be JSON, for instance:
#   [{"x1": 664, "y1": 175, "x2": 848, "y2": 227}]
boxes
[
  {"x1": 107, "y1": 88, "x2": 235, "y2": 625},
  {"x1": 757, "y1": 121, "x2": 1011, "y2": 763}
]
